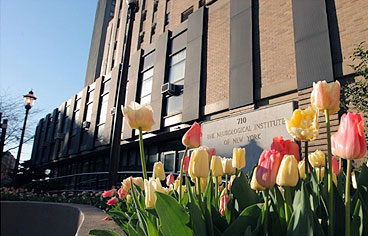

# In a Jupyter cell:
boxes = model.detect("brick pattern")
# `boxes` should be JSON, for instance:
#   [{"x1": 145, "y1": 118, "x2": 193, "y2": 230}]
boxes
[
  {"x1": 258, "y1": 0, "x2": 296, "y2": 87},
  {"x1": 169, "y1": 0, "x2": 198, "y2": 32},
  {"x1": 206, "y1": 0, "x2": 230, "y2": 105},
  {"x1": 335, "y1": 0, "x2": 368, "y2": 76},
  {"x1": 298, "y1": 88, "x2": 339, "y2": 155}
]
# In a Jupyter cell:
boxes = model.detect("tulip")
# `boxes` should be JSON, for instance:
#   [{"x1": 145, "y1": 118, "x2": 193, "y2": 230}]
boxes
[
  {"x1": 276, "y1": 155, "x2": 299, "y2": 187},
  {"x1": 228, "y1": 175, "x2": 236, "y2": 190},
  {"x1": 182, "y1": 122, "x2": 202, "y2": 148},
  {"x1": 102, "y1": 189, "x2": 116, "y2": 198},
  {"x1": 315, "y1": 167, "x2": 325, "y2": 183},
  {"x1": 331, "y1": 112, "x2": 367, "y2": 160},
  {"x1": 256, "y1": 149, "x2": 282, "y2": 188},
  {"x1": 153, "y1": 161, "x2": 166, "y2": 181},
  {"x1": 271, "y1": 136, "x2": 300, "y2": 161},
  {"x1": 211, "y1": 156, "x2": 224, "y2": 177},
  {"x1": 174, "y1": 179, "x2": 180, "y2": 191},
  {"x1": 298, "y1": 159, "x2": 310, "y2": 180},
  {"x1": 232, "y1": 148, "x2": 246, "y2": 169},
  {"x1": 183, "y1": 156, "x2": 190, "y2": 173},
  {"x1": 202, "y1": 146, "x2": 216, "y2": 162},
  {"x1": 133, "y1": 177, "x2": 144, "y2": 190},
  {"x1": 122, "y1": 101, "x2": 155, "y2": 131},
  {"x1": 118, "y1": 188, "x2": 127, "y2": 199},
  {"x1": 195, "y1": 177, "x2": 208, "y2": 194},
  {"x1": 286, "y1": 106, "x2": 319, "y2": 141},
  {"x1": 107, "y1": 197, "x2": 119, "y2": 206},
  {"x1": 126, "y1": 194, "x2": 131, "y2": 203},
  {"x1": 213, "y1": 176, "x2": 222, "y2": 184},
  {"x1": 311, "y1": 80, "x2": 340, "y2": 114},
  {"x1": 166, "y1": 173, "x2": 175, "y2": 186},
  {"x1": 331, "y1": 156, "x2": 340, "y2": 175},
  {"x1": 189, "y1": 147, "x2": 210, "y2": 178},
  {"x1": 251, "y1": 167, "x2": 265, "y2": 191},
  {"x1": 219, "y1": 193, "x2": 230, "y2": 216},
  {"x1": 332, "y1": 173, "x2": 337, "y2": 187},
  {"x1": 308, "y1": 150, "x2": 326, "y2": 168},
  {"x1": 222, "y1": 157, "x2": 236, "y2": 175},
  {"x1": 144, "y1": 179, "x2": 156, "y2": 208},
  {"x1": 102, "y1": 216, "x2": 112, "y2": 221}
]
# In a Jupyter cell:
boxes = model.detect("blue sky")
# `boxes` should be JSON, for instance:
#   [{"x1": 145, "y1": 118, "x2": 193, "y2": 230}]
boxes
[{"x1": 0, "y1": 0, "x2": 98, "y2": 161}]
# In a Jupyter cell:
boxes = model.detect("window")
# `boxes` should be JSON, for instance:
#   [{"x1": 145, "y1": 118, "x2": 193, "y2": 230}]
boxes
[
  {"x1": 165, "y1": 12, "x2": 170, "y2": 25},
  {"x1": 71, "y1": 98, "x2": 81, "y2": 136},
  {"x1": 96, "y1": 80, "x2": 110, "y2": 142},
  {"x1": 162, "y1": 151, "x2": 175, "y2": 172},
  {"x1": 166, "y1": 49, "x2": 186, "y2": 115},
  {"x1": 181, "y1": 6, "x2": 193, "y2": 22},
  {"x1": 140, "y1": 68, "x2": 153, "y2": 105}
]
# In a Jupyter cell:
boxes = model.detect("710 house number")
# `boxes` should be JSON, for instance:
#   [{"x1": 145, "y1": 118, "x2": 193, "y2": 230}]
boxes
[{"x1": 237, "y1": 117, "x2": 247, "y2": 124}]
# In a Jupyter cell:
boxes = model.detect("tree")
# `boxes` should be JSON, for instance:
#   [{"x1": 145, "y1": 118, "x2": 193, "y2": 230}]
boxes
[{"x1": 0, "y1": 90, "x2": 41, "y2": 153}]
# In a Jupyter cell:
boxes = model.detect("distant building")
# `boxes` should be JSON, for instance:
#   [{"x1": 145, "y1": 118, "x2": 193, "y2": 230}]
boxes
[
  {"x1": 1, "y1": 151, "x2": 15, "y2": 185},
  {"x1": 30, "y1": 0, "x2": 368, "y2": 190}
]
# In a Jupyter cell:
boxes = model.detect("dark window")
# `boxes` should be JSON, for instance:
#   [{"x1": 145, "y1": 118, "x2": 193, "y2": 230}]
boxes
[
  {"x1": 153, "y1": 0, "x2": 159, "y2": 12},
  {"x1": 181, "y1": 6, "x2": 193, "y2": 22},
  {"x1": 165, "y1": 12, "x2": 170, "y2": 25},
  {"x1": 162, "y1": 151, "x2": 175, "y2": 172}
]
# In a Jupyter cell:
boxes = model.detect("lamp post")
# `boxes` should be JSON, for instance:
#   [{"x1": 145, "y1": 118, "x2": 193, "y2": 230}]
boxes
[
  {"x1": 108, "y1": 0, "x2": 138, "y2": 188},
  {"x1": 13, "y1": 90, "x2": 37, "y2": 185}
]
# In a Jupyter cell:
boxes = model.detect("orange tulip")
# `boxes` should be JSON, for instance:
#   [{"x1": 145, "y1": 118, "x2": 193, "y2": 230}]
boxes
[
  {"x1": 271, "y1": 136, "x2": 300, "y2": 161},
  {"x1": 311, "y1": 80, "x2": 340, "y2": 114}
]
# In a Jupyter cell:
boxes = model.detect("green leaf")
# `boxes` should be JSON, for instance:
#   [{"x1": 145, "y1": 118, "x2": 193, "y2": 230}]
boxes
[
  {"x1": 89, "y1": 229, "x2": 120, "y2": 236},
  {"x1": 155, "y1": 192, "x2": 192, "y2": 236},
  {"x1": 188, "y1": 199, "x2": 207, "y2": 236},
  {"x1": 231, "y1": 172, "x2": 260, "y2": 212},
  {"x1": 222, "y1": 203, "x2": 262, "y2": 236}
]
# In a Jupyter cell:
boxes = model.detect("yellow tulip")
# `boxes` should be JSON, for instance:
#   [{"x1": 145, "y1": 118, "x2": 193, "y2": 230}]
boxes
[
  {"x1": 174, "y1": 179, "x2": 180, "y2": 191},
  {"x1": 221, "y1": 157, "x2": 236, "y2": 175},
  {"x1": 298, "y1": 160, "x2": 310, "y2": 179},
  {"x1": 286, "y1": 106, "x2": 319, "y2": 141},
  {"x1": 195, "y1": 177, "x2": 208, "y2": 194},
  {"x1": 251, "y1": 167, "x2": 265, "y2": 191},
  {"x1": 315, "y1": 167, "x2": 325, "y2": 183},
  {"x1": 309, "y1": 150, "x2": 326, "y2": 168},
  {"x1": 232, "y1": 148, "x2": 246, "y2": 169},
  {"x1": 212, "y1": 176, "x2": 222, "y2": 184},
  {"x1": 133, "y1": 177, "x2": 144, "y2": 190},
  {"x1": 153, "y1": 161, "x2": 166, "y2": 181},
  {"x1": 211, "y1": 156, "x2": 224, "y2": 177},
  {"x1": 126, "y1": 194, "x2": 131, "y2": 203},
  {"x1": 189, "y1": 147, "x2": 210, "y2": 178},
  {"x1": 122, "y1": 101, "x2": 155, "y2": 131},
  {"x1": 333, "y1": 173, "x2": 337, "y2": 187},
  {"x1": 311, "y1": 80, "x2": 340, "y2": 114},
  {"x1": 144, "y1": 179, "x2": 156, "y2": 208},
  {"x1": 276, "y1": 155, "x2": 299, "y2": 187}
]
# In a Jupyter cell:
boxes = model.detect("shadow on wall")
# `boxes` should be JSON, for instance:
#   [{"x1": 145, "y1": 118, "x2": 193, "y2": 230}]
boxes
[{"x1": 242, "y1": 139, "x2": 264, "y2": 174}]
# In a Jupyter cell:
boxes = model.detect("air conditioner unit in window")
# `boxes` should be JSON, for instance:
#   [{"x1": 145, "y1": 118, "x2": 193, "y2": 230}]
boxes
[
  {"x1": 82, "y1": 121, "x2": 91, "y2": 129},
  {"x1": 161, "y1": 83, "x2": 180, "y2": 96}
]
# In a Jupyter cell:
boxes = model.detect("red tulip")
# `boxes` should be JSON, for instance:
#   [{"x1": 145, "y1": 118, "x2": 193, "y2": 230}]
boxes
[
  {"x1": 102, "y1": 189, "x2": 116, "y2": 198},
  {"x1": 107, "y1": 197, "x2": 119, "y2": 206},
  {"x1": 331, "y1": 112, "x2": 367, "y2": 160},
  {"x1": 331, "y1": 156, "x2": 340, "y2": 175},
  {"x1": 183, "y1": 156, "x2": 190, "y2": 173},
  {"x1": 202, "y1": 146, "x2": 216, "y2": 162},
  {"x1": 102, "y1": 216, "x2": 111, "y2": 221},
  {"x1": 256, "y1": 149, "x2": 282, "y2": 188},
  {"x1": 219, "y1": 193, "x2": 230, "y2": 216},
  {"x1": 118, "y1": 188, "x2": 127, "y2": 199},
  {"x1": 182, "y1": 122, "x2": 202, "y2": 148},
  {"x1": 166, "y1": 173, "x2": 175, "y2": 186},
  {"x1": 271, "y1": 136, "x2": 300, "y2": 161}
]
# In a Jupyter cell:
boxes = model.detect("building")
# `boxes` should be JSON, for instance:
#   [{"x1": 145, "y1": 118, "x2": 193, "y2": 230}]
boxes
[
  {"x1": 1, "y1": 151, "x2": 16, "y2": 185},
  {"x1": 30, "y1": 0, "x2": 368, "y2": 190}
]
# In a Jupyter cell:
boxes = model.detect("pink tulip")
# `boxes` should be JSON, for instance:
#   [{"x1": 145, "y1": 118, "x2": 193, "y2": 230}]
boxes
[
  {"x1": 311, "y1": 80, "x2": 340, "y2": 114},
  {"x1": 102, "y1": 189, "x2": 116, "y2": 198},
  {"x1": 271, "y1": 136, "x2": 300, "y2": 161},
  {"x1": 331, "y1": 156, "x2": 340, "y2": 175},
  {"x1": 219, "y1": 193, "x2": 230, "y2": 216},
  {"x1": 183, "y1": 156, "x2": 190, "y2": 173},
  {"x1": 182, "y1": 122, "x2": 202, "y2": 148},
  {"x1": 166, "y1": 173, "x2": 175, "y2": 186},
  {"x1": 256, "y1": 149, "x2": 282, "y2": 188},
  {"x1": 331, "y1": 112, "x2": 367, "y2": 160},
  {"x1": 201, "y1": 146, "x2": 216, "y2": 162},
  {"x1": 118, "y1": 188, "x2": 127, "y2": 199},
  {"x1": 102, "y1": 216, "x2": 111, "y2": 221},
  {"x1": 107, "y1": 197, "x2": 119, "y2": 206}
]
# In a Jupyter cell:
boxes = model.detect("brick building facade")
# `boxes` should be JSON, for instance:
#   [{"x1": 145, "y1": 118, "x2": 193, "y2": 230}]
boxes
[{"x1": 30, "y1": 0, "x2": 368, "y2": 190}]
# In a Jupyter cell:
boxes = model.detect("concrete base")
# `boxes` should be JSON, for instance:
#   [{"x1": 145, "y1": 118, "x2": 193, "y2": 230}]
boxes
[{"x1": 1, "y1": 201, "x2": 125, "y2": 236}]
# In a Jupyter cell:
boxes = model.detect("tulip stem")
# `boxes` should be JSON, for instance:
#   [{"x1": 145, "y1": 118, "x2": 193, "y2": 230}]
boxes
[
  {"x1": 324, "y1": 109, "x2": 334, "y2": 236},
  {"x1": 284, "y1": 186, "x2": 291, "y2": 226},
  {"x1": 179, "y1": 147, "x2": 189, "y2": 204},
  {"x1": 345, "y1": 159, "x2": 352, "y2": 236},
  {"x1": 215, "y1": 177, "x2": 219, "y2": 208},
  {"x1": 138, "y1": 127, "x2": 148, "y2": 180},
  {"x1": 197, "y1": 177, "x2": 202, "y2": 202},
  {"x1": 225, "y1": 174, "x2": 228, "y2": 191},
  {"x1": 262, "y1": 189, "x2": 269, "y2": 235},
  {"x1": 305, "y1": 141, "x2": 309, "y2": 180}
]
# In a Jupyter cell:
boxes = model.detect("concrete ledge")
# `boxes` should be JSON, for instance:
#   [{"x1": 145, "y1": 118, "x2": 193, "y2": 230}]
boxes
[{"x1": 1, "y1": 201, "x2": 125, "y2": 236}]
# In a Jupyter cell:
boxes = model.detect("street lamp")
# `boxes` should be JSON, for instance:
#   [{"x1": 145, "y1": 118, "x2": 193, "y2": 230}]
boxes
[
  {"x1": 13, "y1": 90, "x2": 37, "y2": 185},
  {"x1": 108, "y1": 0, "x2": 138, "y2": 188}
]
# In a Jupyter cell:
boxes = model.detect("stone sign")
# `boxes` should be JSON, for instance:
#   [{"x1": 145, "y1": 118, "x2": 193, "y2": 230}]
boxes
[{"x1": 201, "y1": 102, "x2": 296, "y2": 173}]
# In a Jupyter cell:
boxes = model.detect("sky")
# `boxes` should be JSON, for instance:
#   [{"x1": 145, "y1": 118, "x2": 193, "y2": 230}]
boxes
[{"x1": 0, "y1": 0, "x2": 98, "y2": 162}]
